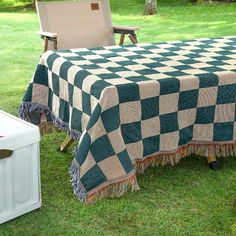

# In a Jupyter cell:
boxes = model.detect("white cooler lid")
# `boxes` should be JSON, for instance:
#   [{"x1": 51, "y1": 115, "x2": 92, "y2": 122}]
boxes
[{"x1": 0, "y1": 110, "x2": 40, "y2": 150}]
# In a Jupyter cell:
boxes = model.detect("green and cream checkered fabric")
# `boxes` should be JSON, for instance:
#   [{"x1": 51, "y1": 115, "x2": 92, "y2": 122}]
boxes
[{"x1": 20, "y1": 36, "x2": 236, "y2": 203}]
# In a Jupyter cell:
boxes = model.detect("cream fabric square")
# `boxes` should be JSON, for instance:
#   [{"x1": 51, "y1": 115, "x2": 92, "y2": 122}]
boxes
[
  {"x1": 80, "y1": 151, "x2": 96, "y2": 178},
  {"x1": 106, "y1": 78, "x2": 132, "y2": 85},
  {"x1": 81, "y1": 113, "x2": 90, "y2": 131},
  {"x1": 108, "y1": 56, "x2": 129, "y2": 62},
  {"x1": 116, "y1": 71, "x2": 141, "y2": 78},
  {"x1": 52, "y1": 94, "x2": 60, "y2": 117},
  {"x1": 161, "y1": 60, "x2": 184, "y2": 67},
  {"x1": 108, "y1": 129, "x2": 126, "y2": 154},
  {"x1": 87, "y1": 68, "x2": 111, "y2": 75},
  {"x1": 182, "y1": 69, "x2": 206, "y2": 75},
  {"x1": 160, "y1": 131, "x2": 179, "y2": 151},
  {"x1": 159, "y1": 93, "x2": 179, "y2": 115},
  {"x1": 82, "y1": 54, "x2": 103, "y2": 60},
  {"x1": 193, "y1": 124, "x2": 213, "y2": 141},
  {"x1": 178, "y1": 109, "x2": 197, "y2": 129},
  {"x1": 98, "y1": 156, "x2": 126, "y2": 180},
  {"x1": 197, "y1": 86, "x2": 218, "y2": 107},
  {"x1": 90, "y1": 95, "x2": 99, "y2": 113},
  {"x1": 138, "y1": 80, "x2": 160, "y2": 99},
  {"x1": 191, "y1": 63, "x2": 212, "y2": 69},
  {"x1": 98, "y1": 62, "x2": 120, "y2": 68},
  {"x1": 168, "y1": 55, "x2": 189, "y2": 61},
  {"x1": 214, "y1": 71, "x2": 236, "y2": 86},
  {"x1": 51, "y1": 57, "x2": 67, "y2": 76},
  {"x1": 134, "y1": 58, "x2": 156, "y2": 64},
  {"x1": 126, "y1": 141, "x2": 143, "y2": 161},
  {"x1": 179, "y1": 75, "x2": 199, "y2": 91},
  {"x1": 32, "y1": 83, "x2": 49, "y2": 106},
  {"x1": 67, "y1": 65, "x2": 82, "y2": 85},
  {"x1": 214, "y1": 103, "x2": 235, "y2": 123},
  {"x1": 125, "y1": 64, "x2": 148, "y2": 71},
  {"x1": 145, "y1": 73, "x2": 171, "y2": 80},
  {"x1": 99, "y1": 87, "x2": 119, "y2": 112},
  {"x1": 73, "y1": 87, "x2": 82, "y2": 111},
  {"x1": 48, "y1": 71, "x2": 53, "y2": 89},
  {"x1": 120, "y1": 101, "x2": 141, "y2": 124},
  {"x1": 219, "y1": 65, "x2": 236, "y2": 71},
  {"x1": 117, "y1": 51, "x2": 137, "y2": 57},
  {"x1": 141, "y1": 116, "x2": 160, "y2": 138},
  {"x1": 59, "y1": 78, "x2": 69, "y2": 101},
  {"x1": 82, "y1": 75, "x2": 101, "y2": 94},
  {"x1": 155, "y1": 66, "x2": 177, "y2": 73},
  {"x1": 88, "y1": 117, "x2": 106, "y2": 143}
]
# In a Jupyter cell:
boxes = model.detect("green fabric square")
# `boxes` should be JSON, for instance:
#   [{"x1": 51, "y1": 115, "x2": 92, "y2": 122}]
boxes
[
  {"x1": 81, "y1": 164, "x2": 107, "y2": 192},
  {"x1": 159, "y1": 78, "x2": 180, "y2": 95},
  {"x1": 141, "y1": 97, "x2": 159, "y2": 120},
  {"x1": 121, "y1": 121, "x2": 142, "y2": 144},
  {"x1": 217, "y1": 84, "x2": 236, "y2": 104},
  {"x1": 117, "y1": 150, "x2": 133, "y2": 173},
  {"x1": 213, "y1": 122, "x2": 234, "y2": 141},
  {"x1": 143, "y1": 135, "x2": 160, "y2": 156},
  {"x1": 198, "y1": 73, "x2": 219, "y2": 88},
  {"x1": 74, "y1": 70, "x2": 91, "y2": 89},
  {"x1": 179, "y1": 89, "x2": 198, "y2": 110},
  {"x1": 91, "y1": 80, "x2": 111, "y2": 99},
  {"x1": 87, "y1": 104, "x2": 101, "y2": 130},
  {"x1": 76, "y1": 133, "x2": 91, "y2": 165},
  {"x1": 160, "y1": 112, "x2": 179, "y2": 133},
  {"x1": 179, "y1": 125, "x2": 193, "y2": 146},
  {"x1": 23, "y1": 83, "x2": 33, "y2": 102},
  {"x1": 101, "y1": 105, "x2": 120, "y2": 133},
  {"x1": 71, "y1": 108, "x2": 82, "y2": 132},
  {"x1": 46, "y1": 53, "x2": 60, "y2": 70},
  {"x1": 90, "y1": 135, "x2": 115, "y2": 162},
  {"x1": 47, "y1": 89, "x2": 53, "y2": 110},
  {"x1": 59, "y1": 61, "x2": 72, "y2": 81},
  {"x1": 59, "y1": 99, "x2": 69, "y2": 123},
  {"x1": 34, "y1": 65, "x2": 48, "y2": 86},
  {"x1": 68, "y1": 84, "x2": 74, "y2": 106},
  {"x1": 117, "y1": 83, "x2": 140, "y2": 103},
  {"x1": 196, "y1": 106, "x2": 215, "y2": 124},
  {"x1": 82, "y1": 91, "x2": 91, "y2": 115},
  {"x1": 52, "y1": 73, "x2": 60, "y2": 97}
]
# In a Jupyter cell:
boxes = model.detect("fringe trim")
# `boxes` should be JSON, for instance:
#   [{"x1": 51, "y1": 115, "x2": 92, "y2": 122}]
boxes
[
  {"x1": 69, "y1": 158, "x2": 139, "y2": 204},
  {"x1": 134, "y1": 143, "x2": 236, "y2": 173},
  {"x1": 70, "y1": 142, "x2": 236, "y2": 204},
  {"x1": 19, "y1": 102, "x2": 81, "y2": 140}
]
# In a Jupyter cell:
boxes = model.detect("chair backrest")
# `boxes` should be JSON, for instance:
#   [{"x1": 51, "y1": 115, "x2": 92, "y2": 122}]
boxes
[{"x1": 36, "y1": 0, "x2": 116, "y2": 49}]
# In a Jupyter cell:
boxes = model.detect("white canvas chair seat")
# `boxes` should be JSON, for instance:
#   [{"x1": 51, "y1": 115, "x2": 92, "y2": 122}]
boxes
[{"x1": 36, "y1": 0, "x2": 139, "y2": 51}]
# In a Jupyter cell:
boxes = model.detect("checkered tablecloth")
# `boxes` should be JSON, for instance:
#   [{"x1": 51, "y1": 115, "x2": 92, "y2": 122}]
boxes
[{"x1": 20, "y1": 36, "x2": 236, "y2": 203}]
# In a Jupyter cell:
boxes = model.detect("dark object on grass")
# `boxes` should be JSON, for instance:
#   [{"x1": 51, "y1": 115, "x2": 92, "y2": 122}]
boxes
[
  {"x1": 208, "y1": 161, "x2": 220, "y2": 170},
  {"x1": 233, "y1": 198, "x2": 236, "y2": 213}
]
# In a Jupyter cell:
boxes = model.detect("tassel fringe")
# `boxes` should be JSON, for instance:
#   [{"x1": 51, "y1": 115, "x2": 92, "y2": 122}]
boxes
[{"x1": 19, "y1": 102, "x2": 81, "y2": 140}]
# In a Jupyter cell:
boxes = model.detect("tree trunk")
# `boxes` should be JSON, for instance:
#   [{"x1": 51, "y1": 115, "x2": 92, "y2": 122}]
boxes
[{"x1": 144, "y1": 0, "x2": 157, "y2": 15}]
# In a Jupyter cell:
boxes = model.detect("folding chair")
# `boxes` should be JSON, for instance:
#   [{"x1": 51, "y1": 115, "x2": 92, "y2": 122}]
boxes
[
  {"x1": 36, "y1": 0, "x2": 140, "y2": 152},
  {"x1": 36, "y1": 0, "x2": 140, "y2": 52}
]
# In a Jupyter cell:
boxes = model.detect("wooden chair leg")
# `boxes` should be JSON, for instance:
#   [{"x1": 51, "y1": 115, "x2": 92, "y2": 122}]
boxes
[
  {"x1": 207, "y1": 156, "x2": 220, "y2": 170},
  {"x1": 44, "y1": 37, "x2": 48, "y2": 52},
  {"x1": 59, "y1": 136, "x2": 74, "y2": 152},
  {"x1": 119, "y1": 34, "x2": 125, "y2": 46},
  {"x1": 128, "y1": 34, "x2": 137, "y2": 44}
]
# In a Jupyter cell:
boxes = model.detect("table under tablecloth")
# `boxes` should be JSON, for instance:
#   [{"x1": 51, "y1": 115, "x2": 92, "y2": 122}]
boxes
[{"x1": 20, "y1": 36, "x2": 236, "y2": 203}]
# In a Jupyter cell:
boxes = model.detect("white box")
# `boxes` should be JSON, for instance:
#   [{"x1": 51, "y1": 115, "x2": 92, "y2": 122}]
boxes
[{"x1": 0, "y1": 110, "x2": 41, "y2": 224}]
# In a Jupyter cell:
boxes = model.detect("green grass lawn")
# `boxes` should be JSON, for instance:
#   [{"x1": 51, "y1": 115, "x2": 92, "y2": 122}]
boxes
[{"x1": 0, "y1": 0, "x2": 236, "y2": 235}]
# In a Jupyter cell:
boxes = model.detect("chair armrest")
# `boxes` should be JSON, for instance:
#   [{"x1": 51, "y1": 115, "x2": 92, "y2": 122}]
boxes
[{"x1": 37, "y1": 31, "x2": 57, "y2": 39}]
